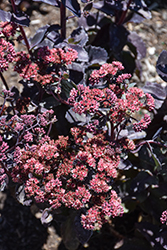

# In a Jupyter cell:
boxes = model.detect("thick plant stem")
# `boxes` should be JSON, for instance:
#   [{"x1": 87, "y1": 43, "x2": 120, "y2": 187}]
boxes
[
  {"x1": 60, "y1": 2, "x2": 66, "y2": 39},
  {"x1": 0, "y1": 72, "x2": 9, "y2": 90},
  {"x1": 10, "y1": 0, "x2": 30, "y2": 52},
  {"x1": 116, "y1": 0, "x2": 132, "y2": 26}
]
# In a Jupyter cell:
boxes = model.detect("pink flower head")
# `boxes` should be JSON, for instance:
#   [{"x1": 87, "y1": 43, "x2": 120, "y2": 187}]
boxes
[{"x1": 160, "y1": 210, "x2": 167, "y2": 225}]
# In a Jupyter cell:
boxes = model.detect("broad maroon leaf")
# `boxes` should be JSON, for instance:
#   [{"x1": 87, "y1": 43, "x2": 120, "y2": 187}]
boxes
[
  {"x1": 136, "y1": 222, "x2": 159, "y2": 247},
  {"x1": 29, "y1": 25, "x2": 61, "y2": 49},
  {"x1": 0, "y1": 9, "x2": 11, "y2": 22},
  {"x1": 93, "y1": 1, "x2": 115, "y2": 16},
  {"x1": 86, "y1": 45, "x2": 108, "y2": 65},
  {"x1": 33, "y1": 0, "x2": 59, "y2": 6},
  {"x1": 61, "y1": 213, "x2": 80, "y2": 250},
  {"x1": 132, "y1": 171, "x2": 159, "y2": 193},
  {"x1": 69, "y1": 64, "x2": 84, "y2": 84},
  {"x1": 11, "y1": 12, "x2": 30, "y2": 26},
  {"x1": 142, "y1": 82, "x2": 166, "y2": 109},
  {"x1": 127, "y1": 32, "x2": 146, "y2": 60},
  {"x1": 83, "y1": 2, "x2": 93, "y2": 11},
  {"x1": 68, "y1": 27, "x2": 88, "y2": 46},
  {"x1": 29, "y1": 25, "x2": 49, "y2": 48},
  {"x1": 109, "y1": 23, "x2": 129, "y2": 54},
  {"x1": 62, "y1": 0, "x2": 81, "y2": 17},
  {"x1": 129, "y1": 13, "x2": 145, "y2": 23},
  {"x1": 156, "y1": 50, "x2": 167, "y2": 82},
  {"x1": 68, "y1": 44, "x2": 89, "y2": 62}
]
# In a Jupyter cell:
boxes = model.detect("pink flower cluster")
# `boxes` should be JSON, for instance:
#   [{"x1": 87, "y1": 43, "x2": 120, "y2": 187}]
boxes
[
  {"x1": 68, "y1": 84, "x2": 117, "y2": 115},
  {"x1": 133, "y1": 114, "x2": 151, "y2": 132},
  {"x1": 89, "y1": 61, "x2": 124, "y2": 85},
  {"x1": 0, "y1": 38, "x2": 16, "y2": 72},
  {"x1": 14, "y1": 47, "x2": 78, "y2": 85},
  {"x1": 38, "y1": 46, "x2": 78, "y2": 65},
  {"x1": 9, "y1": 128, "x2": 124, "y2": 230},
  {"x1": 0, "y1": 136, "x2": 9, "y2": 162},
  {"x1": 160, "y1": 210, "x2": 167, "y2": 225},
  {"x1": 0, "y1": 21, "x2": 18, "y2": 38},
  {"x1": 68, "y1": 69, "x2": 154, "y2": 134}
]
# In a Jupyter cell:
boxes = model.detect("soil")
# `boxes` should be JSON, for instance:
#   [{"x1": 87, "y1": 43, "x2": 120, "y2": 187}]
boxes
[{"x1": 0, "y1": 1, "x2": 167, "y2": 250}]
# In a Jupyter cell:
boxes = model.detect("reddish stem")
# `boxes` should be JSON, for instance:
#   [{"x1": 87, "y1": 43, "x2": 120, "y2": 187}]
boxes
[
  {"x1": 116, "y1": 0, "x2": 133, "y2": 26},
  {"x1": 60, "y1": 1, "x2": 66, "y2": 39},
  {"x1": 10, "y1": 0, "x2": 30, "y2": 52},
  {"x1": 0, "y1": 72, "x2": 9, "y2": 90}
]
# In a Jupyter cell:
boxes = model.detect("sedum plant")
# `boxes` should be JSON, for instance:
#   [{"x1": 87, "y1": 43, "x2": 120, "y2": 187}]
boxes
[{"x1": 0, "y1": 0, "x2": 167, "y2": 249}]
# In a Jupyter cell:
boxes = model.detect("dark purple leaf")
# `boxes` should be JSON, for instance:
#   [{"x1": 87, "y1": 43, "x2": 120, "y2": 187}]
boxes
[
  {"x1": 121, "y1": 51, "x2": 136, "y2": 74},
  {"x1": 61, "y1": 213, "x2": 80, "y2": 250},
  {"x1": 47, "y1": 24, "x2": 61, "y2": 32},
  {"x1": 78, "y1": 14, "x2": 98, "y2": 30},
  {"x1": 0, "y1": 9, "x2": 12, "y2": 22},
  {"x1": 68, "y1": 27, "x2": 88, "y2": 46},
  {"x1": 83, "y1": 2, "x2": 93, "y2": 11},
  {"x1": 29, "y1": 25, "x2": 49, "y2": 49},
  {"x1": 33, "y1": 0, "x2": 59, "y2": 6},
  {"x1": 62, "y1": 0, "x2": 81, "y2": 17},
  {"x1": 156, "y1": 50, "x2": 167, "y2": 82},
  {"x1": 74, "y1": 213, "x2": 93, "y2": 245},
  {"x1": 155, "y1": 228, "x2": 167, "y2": 250},
  {"x1": 69, "y1": 44, "x2": 89, "y2": 62},
  {"x1": 127, "y1": 32, "x2": 146, "y2": 60},
  {"x1": 11, "y1": 12, "x2": 30, "y2": 27},
  {"x1": 142, "y1": 82, "x2": 166, "y2": 109},
  {"x1": 41, "y1": 208, "x2": 53, "y2": 225},
  {"x1": 109, "y1": 23, "x2": 129, "y2": 54},
  {"x1": 47, "y1": 30, "x2": 61, "y2": 43},
  {"x1": 86, "y1": 45, "x2": 108, "y2": 66},
  {"x1": 93, "y1": 1, "x2": 115, "y2": 16},
  {"x1": 130, "y1": 171, "x2": 158, "y2": 194},
  {"x1": 29, "y1": 25, "x2": 61, "y2": 49},
  {"x1": 137, "y1": 8, "x2": 151, "y2": 19},
  {"x1": 135, "y1": 222, "x2": 159, "y2": 247},
  {"x1": 129, "y1": 13, "x2": 145, "y2": 23},
  {"x1": 86, "y1": 15, "x2": 96, "y2": 26}
]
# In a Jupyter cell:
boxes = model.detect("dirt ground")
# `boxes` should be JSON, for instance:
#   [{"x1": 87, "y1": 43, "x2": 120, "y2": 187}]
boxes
[{"x1": 0, "y1": 1, "x2": 167, "y2": 250}]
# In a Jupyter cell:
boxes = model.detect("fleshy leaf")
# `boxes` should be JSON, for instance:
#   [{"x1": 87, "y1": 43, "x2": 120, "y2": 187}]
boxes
[
  {"x1": 109, "y1": 23, "x2": 129, "y2": 54},
  {"x1": 61, "y1": 213, "x2": 80, "y2": 250},
  {"x1": 0, "y1": 9, "x2": 12, "y2": 22},
  {"x1": 0, "y1": 9, "x2": 30, "y2": 26},
  {"x1": 11, "y1": 12, "x2": 30, "y2": 27},
  {"x1": 29, "y1": 25, "x2": 49, "y2": 49},
  {"x1": 156, "y1": 50, "x2": 167, "y2": 82},
  {"x1": 69, "y1": 44, "x2": 89, "y2": 62},
  {"x1": 68, "y1": 27, "x2": 88, "y2": 46},
  {"x1": 127, "y1": 31, "x2": 146, "y2": 60},
  {"x1": 33, "y1": 0, "x2": 59, "y2": 6},
  {"x1": 86, "y1": 45, "x2": 108, "y2": 66},
  {"x1": 142, "y1": 82, "x2": 166, "y2": 109},
  {"x1": 62, "y1": 0, "x2": 81, "y2": 17},
  {"x1": 83, "y1": 2, "x2": 93, "y2": 11}
]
